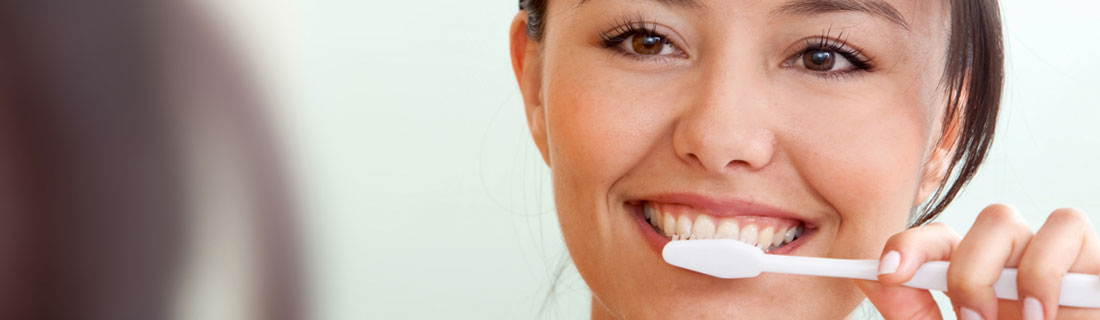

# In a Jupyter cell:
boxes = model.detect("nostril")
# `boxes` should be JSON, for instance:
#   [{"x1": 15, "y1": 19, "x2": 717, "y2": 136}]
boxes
[
  {"x1": 725, "y1": 159, "x2": 751, "y2": 168},
  {"x1": 682, "y1": 152, "x2": 753, "y2": 172},
  {"x1": 689, "y1": 152, "x2": 718, "y2": 167},
  {"x1": 682, "y1": 152, "x2": 703, "y2": 167}
]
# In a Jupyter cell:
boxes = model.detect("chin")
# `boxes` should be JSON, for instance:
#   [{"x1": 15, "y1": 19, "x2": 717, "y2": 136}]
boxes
[{"x1": 586, "y1": 271, "x2": 866, "y2": 319}]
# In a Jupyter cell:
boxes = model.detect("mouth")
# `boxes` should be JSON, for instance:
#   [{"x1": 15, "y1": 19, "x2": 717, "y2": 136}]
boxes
[{"x1": 627, "y1": 196, "x2": 812, "y2": 254}]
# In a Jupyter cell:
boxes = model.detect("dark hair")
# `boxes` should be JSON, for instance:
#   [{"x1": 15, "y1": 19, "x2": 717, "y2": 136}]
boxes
[
  {"x1": 518, "y1": 0, "x2": 549, "y2": 42},
  {"x1": 517, "y1": 0, "x2": 1004, "y2": 226},
  {"x1": 0, "y1": 1, "x2": 303, "y2": 319}
]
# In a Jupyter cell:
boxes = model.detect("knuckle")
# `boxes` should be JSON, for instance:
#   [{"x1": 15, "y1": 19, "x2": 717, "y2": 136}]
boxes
[
  {"x1": 982, "y1": 203, "x2": 1015, "y2": 213},
  {"x1": 927, "y1": 222, "x2": 958, "y2": 235},
  {"x1": 947, "y1": 268, "x2": 987, "y2": 296},
  {"x1": 1017, "y1": 263, "x2": 1063, "y2": 287},
  {"x1": 927, "y1": 222, "x2": 961, "y2": 242},
  {"x1": 1047, "y1": 207, "x2": 1089, "y2": 225},
  {"x1": 884, "y1": 230, "x2": 917, "y2": 250},
  {"x1": 977, "y1": 204, "x2": 1020, "y2": 224},
  {"x1": 887, "y1": 222, "x2": 959, "y2": 250},
  {"x1": 947, "y1": 278, "x2": 987, "y2": 299},
  {"x1": 976, "y1": 204, "x2": 1031, "y2": 235}
]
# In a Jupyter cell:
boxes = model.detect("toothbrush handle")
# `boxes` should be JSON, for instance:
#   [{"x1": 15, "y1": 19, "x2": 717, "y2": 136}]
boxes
[
  {"x1": 764, "y1": 256, "x2": 1100, "y2": 308},
  {"x1": 904, "y1": 261, "x2": 1100, "y2": 308},
  {"x1": 762, "y1": 255, "x2": 881, "y2": 281}
]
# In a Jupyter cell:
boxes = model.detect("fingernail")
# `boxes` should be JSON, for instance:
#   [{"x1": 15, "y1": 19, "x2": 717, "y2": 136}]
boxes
[
  {"x1": 1023, "y1": 297, "x2": 1043, "y2": 320},
  {"x1": 878, "y1": 250, "x2": 900, "y2": 275},
  {"x1": 960, "y1": 307, "x2": 983, "y2": 320}
]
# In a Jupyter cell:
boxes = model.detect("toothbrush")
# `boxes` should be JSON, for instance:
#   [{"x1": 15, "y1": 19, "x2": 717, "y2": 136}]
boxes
[{"x1": 662, "y1": 239, "x2": 1100, "y2": 308}]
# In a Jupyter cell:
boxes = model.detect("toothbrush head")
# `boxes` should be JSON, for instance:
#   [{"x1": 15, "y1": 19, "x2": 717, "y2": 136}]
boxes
[{"x1": 662, "y1": 239, "x2": 765, "y2": 279}]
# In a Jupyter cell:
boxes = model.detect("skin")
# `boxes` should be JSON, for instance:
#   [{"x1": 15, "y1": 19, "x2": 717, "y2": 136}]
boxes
[{"x1": 508, "y1": 0, "x2": 1100, "y2": 318}]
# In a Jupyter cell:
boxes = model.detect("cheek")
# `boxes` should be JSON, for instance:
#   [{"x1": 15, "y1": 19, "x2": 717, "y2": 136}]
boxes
[
  {"x1": 783, "y1": 85, "x2": 932, "y2": 248},
  {"x1": 540, "y1": 55, "x2": 686, "y2": 264},
  {"x1": 541, "y1": 61, "x2": 681, "y2": 195}
]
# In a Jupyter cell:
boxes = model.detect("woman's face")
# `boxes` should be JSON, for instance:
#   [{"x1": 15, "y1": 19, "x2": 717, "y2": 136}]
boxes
[{"x1": 515, "y1": 0, "x2": 953, "y2": 318}]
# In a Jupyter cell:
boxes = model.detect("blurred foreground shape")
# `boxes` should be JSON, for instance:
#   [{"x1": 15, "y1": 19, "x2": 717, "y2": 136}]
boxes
[{"x1": 0, "y1": 1, "x2": 303, "y2": 319}]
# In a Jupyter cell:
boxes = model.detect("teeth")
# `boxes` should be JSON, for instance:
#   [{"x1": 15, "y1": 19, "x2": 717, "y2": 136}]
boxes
[
  {"x1": 650, "y1": 208, "x2": 661, "y2": 229},
  {"x1": 675, "y1": 215, "x2": 692, "y2": 238},
  {"x1": 691, "y1": 215, "x2": 715, "y2": 239},
  {"x1": 661, "y1": 212, "x2": 676, "y2": 237},
  {"x1": 739, "y1": 225, "x2": 758, "y2": 247},
  {"x1": 642, "y1": 203, "x2": 804, "y2": 252},
  {"x1": 772, "y1": 227, "x2": 785, "y2": 247},
  {"x1": 757, "y1": 227, "x2": 774, "y2": 250},
  {"x1": 715, "y1": 219, "x2": 739, "y2": 240}
]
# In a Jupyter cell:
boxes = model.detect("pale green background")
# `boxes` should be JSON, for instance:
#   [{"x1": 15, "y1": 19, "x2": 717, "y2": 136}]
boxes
[{"x1": 202, "y1": 0, "x2": 1099, "y2": 319}]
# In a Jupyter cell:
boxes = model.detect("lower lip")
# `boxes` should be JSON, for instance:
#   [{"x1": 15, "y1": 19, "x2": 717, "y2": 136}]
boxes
[{"x1": 627, "y1": 203, "x2": 813, "y2": 257}]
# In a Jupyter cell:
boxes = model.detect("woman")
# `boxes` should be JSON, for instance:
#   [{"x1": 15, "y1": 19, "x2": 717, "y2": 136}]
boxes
[{"x1": 508, "y1": 0, "x2": 1098, "y2": 319}]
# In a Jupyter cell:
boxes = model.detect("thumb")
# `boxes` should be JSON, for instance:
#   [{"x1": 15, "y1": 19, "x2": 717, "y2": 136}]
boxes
[{"x1": 854, "y1": 279, "x2": 943, "y2": 320}]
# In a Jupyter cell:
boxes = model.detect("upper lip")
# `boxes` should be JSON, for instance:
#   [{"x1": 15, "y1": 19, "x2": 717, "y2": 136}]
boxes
[{"x1": 635, "y1": 192, "x2": 813, "y2": 227}]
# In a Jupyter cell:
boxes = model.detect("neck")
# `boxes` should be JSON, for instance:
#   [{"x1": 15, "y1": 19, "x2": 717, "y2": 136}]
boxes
[{"x1": 590, "y1": 297, "x2": 619, "y2": 320}]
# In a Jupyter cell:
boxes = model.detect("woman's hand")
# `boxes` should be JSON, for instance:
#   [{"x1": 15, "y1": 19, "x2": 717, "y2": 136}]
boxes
[{"x1": 854, "y1": 204, "x2": 1100, "y2": 320}]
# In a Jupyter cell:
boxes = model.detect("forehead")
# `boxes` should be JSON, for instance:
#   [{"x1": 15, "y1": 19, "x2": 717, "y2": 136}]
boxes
[{"x1": 557, "y1": 0, "x2": 949, "y2": 33}]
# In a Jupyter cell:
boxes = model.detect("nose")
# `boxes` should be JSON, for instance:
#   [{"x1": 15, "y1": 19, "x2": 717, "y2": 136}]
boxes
[{"x1": 672, "y1": 67, "x2": 776, "y2": 173}]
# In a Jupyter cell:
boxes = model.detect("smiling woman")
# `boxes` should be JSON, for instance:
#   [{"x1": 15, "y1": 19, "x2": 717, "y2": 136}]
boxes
[{"x1": 509, "y1": 0, "x2": 1099, "y2": 319}]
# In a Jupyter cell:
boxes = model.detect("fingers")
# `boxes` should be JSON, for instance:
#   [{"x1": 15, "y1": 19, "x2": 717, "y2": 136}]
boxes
[
  {"x1": 876, "y1": 222, "x2": 960, "y2": 285},
  {"x1": 863, "y1": 222, "x2": 959, "y2": 320},
  {"x1": 872, "y1": 205, "x2": 1100, "y2": 320},
  {"x1": 855, "y1": 279, "x2": 943, "y2": 320},
  {"x1": 947, "y1": 204, "x2": 1033, "y2": 320},
  {"x1": 1016, "y1": 207, "x2": 1100, "y2": 320}
]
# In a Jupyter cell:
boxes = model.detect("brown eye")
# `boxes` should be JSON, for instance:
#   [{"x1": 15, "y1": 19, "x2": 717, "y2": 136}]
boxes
[
  {"x1": 602, "y1": 26, "x2": 684, "y2": 59},
  {"x1": 802, "y1": 49, "x2": 835, "y2": 71},
  {"x1": 631, "y1": 32, "x2": 666, "y2": 55}
]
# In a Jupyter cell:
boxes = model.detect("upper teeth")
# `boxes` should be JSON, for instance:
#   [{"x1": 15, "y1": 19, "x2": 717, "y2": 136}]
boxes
[{"x1": 644, "y1": 202, "x2": 804, "y2": 252}]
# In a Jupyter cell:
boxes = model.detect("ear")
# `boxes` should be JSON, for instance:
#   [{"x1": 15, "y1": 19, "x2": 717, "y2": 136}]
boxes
[
  {"x1": 913, "y1": 109, "x2": 961, "y2": 207},
  {"x1": 510, "y1": 12, "x2": 551, "y2": 166}
]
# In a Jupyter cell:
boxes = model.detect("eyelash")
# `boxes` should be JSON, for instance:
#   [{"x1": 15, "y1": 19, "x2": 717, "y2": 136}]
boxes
[
  {"x1": 597, "y1": 19, "x2": 877, "y2": 79},
  {"x1": 789, "y1": 33, "x2": 876, "y2": 79},
  {"x1": 597, "y1": 18, "x2": 686, "y2": 63}
]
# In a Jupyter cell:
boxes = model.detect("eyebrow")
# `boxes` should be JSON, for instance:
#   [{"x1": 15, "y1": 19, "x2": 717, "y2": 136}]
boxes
[
  {"x1": 578, "y1": 0, "x2": 703, "y2": 9},
  {"x1": 579, "y1": 0, "x2": 907, "y2": 30},
  {"x1": 773, "y1": 0, "x2": 910, "y2": 30}
]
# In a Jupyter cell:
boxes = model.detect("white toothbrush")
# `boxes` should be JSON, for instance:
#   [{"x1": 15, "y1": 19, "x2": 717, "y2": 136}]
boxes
[{"x1": 662, "y1": 239, "x2": 1100, "y2": 308}]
